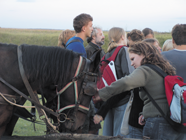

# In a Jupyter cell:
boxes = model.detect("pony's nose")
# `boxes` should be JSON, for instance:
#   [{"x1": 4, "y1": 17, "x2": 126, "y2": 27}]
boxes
[{"x1": 84, "y1": 82, "x2": 97, "y2": 96}]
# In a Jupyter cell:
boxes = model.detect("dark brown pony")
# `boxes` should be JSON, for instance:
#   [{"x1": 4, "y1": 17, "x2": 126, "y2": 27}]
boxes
[{"x1": 0, "y1": 43, "x2": 100, "y2": 137}]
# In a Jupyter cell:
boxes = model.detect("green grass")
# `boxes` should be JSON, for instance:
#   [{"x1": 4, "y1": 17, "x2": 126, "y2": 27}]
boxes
[
  {"x1": 154, "y1": 32, "x2": 172, "y2": 47},
  {"x1": 0, "y1": 28, "x2": 171, "y2": 52},
  {"x1": 12, "y1": 101, "x2": 46, "y2": 136},
  {"x1": 0, "y1": 28, "x2": 61, "y2": 46}
]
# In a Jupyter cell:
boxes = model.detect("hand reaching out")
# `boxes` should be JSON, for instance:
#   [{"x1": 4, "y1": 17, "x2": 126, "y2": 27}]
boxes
[
  {"x1": 92, "y1": 88, "x2": 102, "y2": 104},
  {"x1": 94, "y1": 114, "x2": 103, "y2": 124}
]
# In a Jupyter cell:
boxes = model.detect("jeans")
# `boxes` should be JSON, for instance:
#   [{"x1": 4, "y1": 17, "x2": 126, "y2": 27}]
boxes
[
  {"x1": 143, "y1": 117, "x2": 184, "y2": 140},
  {"x1": 124, "y1": 125, "x2": 143, "y2": 139},
  {"x1": 102, "y1": 103, "x2": 127, "y2": 136}
]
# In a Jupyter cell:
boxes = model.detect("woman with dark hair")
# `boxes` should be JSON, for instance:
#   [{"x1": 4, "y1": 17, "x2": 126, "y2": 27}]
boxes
[
  {"x1": 142, "y1": 28, "x2": 154, "y2": 39},
  {"x1": 127, "y1": 29, "x2": 144, "y2": 47},
  {"x1": 94, "y1": 42, "x2": 184, "y2": 139},
  {"x1": 143, "y1": 38, "x2": 162, "y2": 53}
]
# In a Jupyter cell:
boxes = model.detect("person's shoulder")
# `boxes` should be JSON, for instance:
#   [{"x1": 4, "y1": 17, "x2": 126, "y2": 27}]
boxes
[
  {"x1": 86, "y1": 43, "x2": 98, "y2": 52},
  {"x1": 72, "y1": 36, "x2": 83, "y2": 43},
  {"x1": 119, "y1": 46, "x2": 128, "y2": 52},
  {"x1": 131, "y1": 66, "x2": 156, "y2": 80},
  {"x1": 137, "y1": 65, "x2": 155, "y2": 74},
  {"x1": 116, "y1": 46, "x2": 129, "y2": 57},
  {"x1": 85, "y1": 43, "x2": 92, "y2": 49},
  {"x1": 66, "y1": 36, "x2": 75, "y2": 43},
  {"x1": 66, "y1": 36, "x2": 83, "y2": 45},
  {"x1": 161, "y1": 50, "x2": 180, "y2": 60},
  {"x1": 161, "y1": 49, "x2": 176, "y2": 55}
]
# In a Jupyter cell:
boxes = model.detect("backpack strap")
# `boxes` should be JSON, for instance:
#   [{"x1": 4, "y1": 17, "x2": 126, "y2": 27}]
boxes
[
  {"x1": 100, "y1": 45, "x2": 124, "y2": 65},
  {"x1": 109, "y1": 45, "x2": 124, "y2": 61},
  {"x1": 65, "y1": 39, "x2": 81, "y2": 48},
  {"x1": 143, "y1": 64, "x2": 167, "y2": 78},
  {"x1": 142, "y1": 64, "x2": 186, "y2": 133},
  {"x1": 142, "y1": 87, "x2": 185, "y2": 132},
  {"x1": 142, "y1": 87, "x2": 168, "y2": 119}
]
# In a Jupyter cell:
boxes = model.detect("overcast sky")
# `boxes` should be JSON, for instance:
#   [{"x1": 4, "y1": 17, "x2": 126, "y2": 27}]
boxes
[{"x1": 0, "y1": 0, "x2": 186, "y2": 32}]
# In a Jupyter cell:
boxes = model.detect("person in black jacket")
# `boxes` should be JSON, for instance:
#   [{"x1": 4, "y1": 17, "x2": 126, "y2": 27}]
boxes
[{"x1": 85, "y1": 27, "x2": 105, "y2": 59}]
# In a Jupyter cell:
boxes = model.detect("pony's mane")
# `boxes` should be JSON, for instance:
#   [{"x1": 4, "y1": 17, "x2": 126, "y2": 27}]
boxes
[{"x1": 21, "y1": 44, "x2": 80, "y2": 88}]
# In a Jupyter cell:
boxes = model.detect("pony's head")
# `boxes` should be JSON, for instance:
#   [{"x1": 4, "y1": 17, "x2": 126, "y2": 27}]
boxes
[{"x1": 57, "y1": 50, "x2": 101, "y2": 132}]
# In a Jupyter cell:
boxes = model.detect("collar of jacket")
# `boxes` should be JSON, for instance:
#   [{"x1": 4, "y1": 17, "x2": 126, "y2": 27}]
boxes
[{"x1": 89, "y1": 42, "x2": 101, "y2": 50}]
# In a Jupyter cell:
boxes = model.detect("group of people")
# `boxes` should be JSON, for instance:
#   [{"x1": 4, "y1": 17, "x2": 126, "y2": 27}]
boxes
[{"x1": 57, "y1": 13, "x2": 186, "y2": 140}]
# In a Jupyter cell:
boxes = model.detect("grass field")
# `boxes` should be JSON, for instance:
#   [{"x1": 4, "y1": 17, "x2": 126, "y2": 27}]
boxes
[
  {"x1": 0, "y1": 28, "x2": 172, "y2": 52},
  {"x1": 0, "y1": 28, "x2": 171, "y2": 136}
]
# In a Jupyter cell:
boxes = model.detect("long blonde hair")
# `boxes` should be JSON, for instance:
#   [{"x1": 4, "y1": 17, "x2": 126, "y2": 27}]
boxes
[
  {"x1": 107, "y1": 27, "x2": 126, "y2": 52},
  {"x1": 58, "y1": 29, "x2": 75, "y2": 48}
]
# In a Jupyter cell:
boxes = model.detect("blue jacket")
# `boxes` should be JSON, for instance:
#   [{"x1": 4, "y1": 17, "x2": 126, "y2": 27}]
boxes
[{"x1": 66, "y1": 36, "x2": 87, "y2": 58}]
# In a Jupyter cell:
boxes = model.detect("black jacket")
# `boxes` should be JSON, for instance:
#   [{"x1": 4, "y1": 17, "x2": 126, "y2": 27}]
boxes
[{"x1": 85, "y1": 42, "x2": 105, "y2": 59}]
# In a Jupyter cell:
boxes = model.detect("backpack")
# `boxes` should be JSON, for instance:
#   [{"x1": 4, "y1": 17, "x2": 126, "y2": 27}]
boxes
[
  {"x1": 143, "y1": 64, "x2": 186, "y2": 133},
  {"x1": 97, "y1": 46, "x2": 123, "y2": 89}
]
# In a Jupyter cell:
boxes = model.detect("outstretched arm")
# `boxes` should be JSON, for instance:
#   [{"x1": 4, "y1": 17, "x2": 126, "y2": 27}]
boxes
[
  {"x1": 93, "y1": 91, "x2": 129, "y2": 124},
  {"x1": 98, "y1": 66, "x2": 148, "y2": 101}
]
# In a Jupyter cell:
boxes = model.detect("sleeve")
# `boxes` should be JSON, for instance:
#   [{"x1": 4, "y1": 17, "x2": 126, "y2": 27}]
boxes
[
  {"x1": 99, "y1": 66, "x2": 149, "y2": 101},
  {"x1": 96, "y1": 91, "x2": 129, "y2": 119}
]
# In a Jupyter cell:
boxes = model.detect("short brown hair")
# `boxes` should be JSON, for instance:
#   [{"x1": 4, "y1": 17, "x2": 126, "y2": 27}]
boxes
[
  {"x1": 73, "y1": 13, "x2": 93, "y2": 33},
  {"x1": 172, "y1": 24, "x2": 186, "y2": 45},
  {"x1": 143, "y1": 38, "x2": 159, "y2": 45},
  {"x1": 130, "y1": 29, "x2": 144, "y2": 42},
  {"x1": 142, "y1": 28, "x2": 154, "y2": 38}
]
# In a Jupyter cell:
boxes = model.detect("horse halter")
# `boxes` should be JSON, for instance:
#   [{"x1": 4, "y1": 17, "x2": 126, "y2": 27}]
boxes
[{"x1": 56, "y1": 56, "x2": 97, "y2": 122}]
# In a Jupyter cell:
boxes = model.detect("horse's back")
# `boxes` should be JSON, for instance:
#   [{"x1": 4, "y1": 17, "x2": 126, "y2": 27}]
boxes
[
  {"x1": 0, "y1": 43, "x2": 18, "y2": 62},
  {"x1": 0, "y1": 43, "x2": 17, "y2": 51}
]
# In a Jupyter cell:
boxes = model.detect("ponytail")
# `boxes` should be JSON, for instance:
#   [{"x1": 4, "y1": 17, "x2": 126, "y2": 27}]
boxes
[{"x1": 107, "y1": 41, "x2": 117, "y2": 52}]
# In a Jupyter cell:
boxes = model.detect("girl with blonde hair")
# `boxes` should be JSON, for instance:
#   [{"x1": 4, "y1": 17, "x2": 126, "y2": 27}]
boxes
[
  {"x1": 94, "y1": 27, "x2": 143, "y2": 138},
  {"x1": 162, "y1": 39, "x2": 175, "y2": 51}
]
